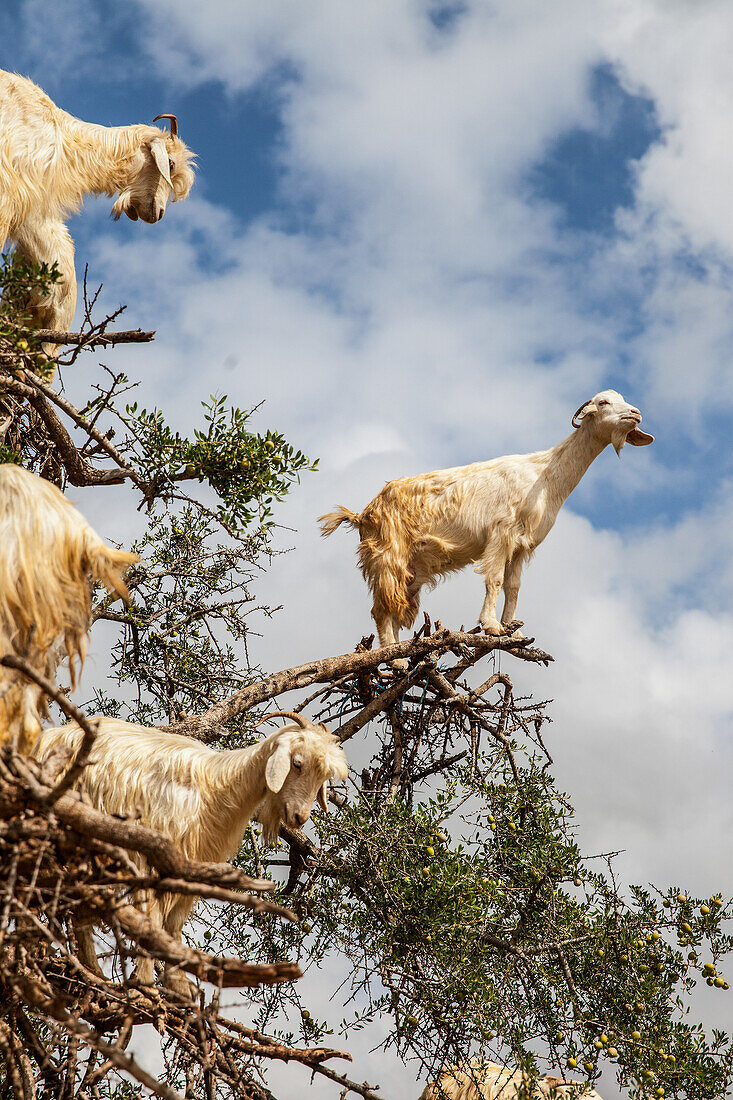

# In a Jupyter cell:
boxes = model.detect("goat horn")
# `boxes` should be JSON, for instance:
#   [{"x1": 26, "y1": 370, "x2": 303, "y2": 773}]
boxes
[
  {"x1": 153, "y1": 114, "x2": 178, "y2": 137},
  {"x1": 571, "y1": 401, "x2": 590, "y2": 428},
  {"x1": 255, "y1": 710, "x2": 311, "y2": 729}
]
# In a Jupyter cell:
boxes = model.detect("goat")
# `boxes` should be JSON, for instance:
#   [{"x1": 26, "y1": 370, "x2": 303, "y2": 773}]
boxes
[
  {"x1": 36, "y1": 711, "x2": 349, "y2": 993},
  {"x1": 0, "y1": 70, "x2": 195, "y2": 339},
  {"x1": 320, "y1": 391, "x2": 653, "y2": 649},
  {"x1": 0, "y1": 463, "x2": 137, "y2": 752},
  {"x1": 419, "y1": 1061, "x2": 603, "y2": 1100}
]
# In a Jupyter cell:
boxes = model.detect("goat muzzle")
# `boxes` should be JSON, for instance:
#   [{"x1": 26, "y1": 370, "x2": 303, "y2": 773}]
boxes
[{"x1": 153, "y1": 113, "x2": 179, "y2": 137}]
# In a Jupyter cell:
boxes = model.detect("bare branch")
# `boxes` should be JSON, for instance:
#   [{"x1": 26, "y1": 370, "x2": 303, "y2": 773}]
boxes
[
  {"x1": 7, "y1": 324, "x2": 155, "y2": 346},
  {"x1": 164, "y1": 627, "x2": 553, "y2": 741}
]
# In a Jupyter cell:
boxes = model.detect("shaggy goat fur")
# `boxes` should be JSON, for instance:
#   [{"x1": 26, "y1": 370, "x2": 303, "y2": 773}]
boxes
[
  {"x1": 419, "y1": 1062, "x2": 603, "y2": 1100},
  {"x1": 36, "y1": 714, "x2": 349, "y2": 990},
  {"x1": 0, "y1": 70, "x2": 195, "y2": 338},
  {"x1": 0, "y1": 464, "x2": 137, "y2": 751},
  {"x1": 321, "y1": 391, "x2": 653, "y2": 649}
]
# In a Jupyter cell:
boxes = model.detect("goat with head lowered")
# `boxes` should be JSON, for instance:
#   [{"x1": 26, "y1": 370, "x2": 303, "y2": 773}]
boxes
[
  {"x1": 36, "y1": 711, "x2": 349, "y2": 993},
  {"x1": 320, "y1": 390, "x2": 654, "y2": 649},
  {"x1": 0, "y1": 70, "x2": 195, "y2": 341}
]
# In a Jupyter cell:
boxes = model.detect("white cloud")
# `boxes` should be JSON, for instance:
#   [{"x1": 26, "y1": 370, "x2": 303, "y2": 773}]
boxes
[
  {"x1": 10, "y1": 0, "x2": 106, "y2": 81},
  {"x1": 608, "y1": 0, "x2": 733, "y2": 251}
]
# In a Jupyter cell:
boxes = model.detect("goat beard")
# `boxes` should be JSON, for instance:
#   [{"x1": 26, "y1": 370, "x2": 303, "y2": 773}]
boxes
[
  {"x1": 255, "y1": 800, "x2": 283, "y2": 847},
  {"x1": 111, "y1": 192, "x2": 136, "y2": 221},
  {"x1": 612, "y1": 424, "x2": 631, "y2": 455}
]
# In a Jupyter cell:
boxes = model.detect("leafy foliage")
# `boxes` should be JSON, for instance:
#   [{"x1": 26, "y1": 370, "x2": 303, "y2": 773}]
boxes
[
  {"x1": 126, "y1": 393, "x2": 316, "y2": 533},
  {"x1": 0, "y1": 253, "x2": 60, "y2": 326},
  {"x1": 96, "y1": 508, "x2": 267, "y2": 724}
]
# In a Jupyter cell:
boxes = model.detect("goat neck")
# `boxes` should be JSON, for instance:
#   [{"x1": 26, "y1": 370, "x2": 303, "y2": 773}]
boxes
[
  {"x1": 58, "y1": 117, "x2": 150, "y2": 200},
  {"x1": 539, "y1": 421, "x2": 608, "y2": 505},
  {"x1": 206, "y1": 736, "x2": 282, "y2": 832}
]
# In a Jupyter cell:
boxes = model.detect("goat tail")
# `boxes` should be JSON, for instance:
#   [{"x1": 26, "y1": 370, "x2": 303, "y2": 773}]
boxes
[
  {"x1": 318, "y1": 506, "x2": 362, "y2": 537},
  {"x1": 359, "y1": 537, "x2": 415, "y2": 628}
]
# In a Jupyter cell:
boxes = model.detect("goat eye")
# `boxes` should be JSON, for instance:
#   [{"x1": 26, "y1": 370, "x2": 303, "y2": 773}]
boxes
[
  {"x1": 168, "y1": 158, "x2": 175, "y2": 173},
  {"x1": 598, "y1": 400, "x2": 609, "y2": 407},
  {"x1": 292, "y1": 759, "x2": 303, "y2": 771}
]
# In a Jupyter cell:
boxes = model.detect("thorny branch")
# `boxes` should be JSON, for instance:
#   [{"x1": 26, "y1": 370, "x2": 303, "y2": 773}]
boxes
[{"x1": 164, "y1": 625, "x2": 553, "y2": 742}]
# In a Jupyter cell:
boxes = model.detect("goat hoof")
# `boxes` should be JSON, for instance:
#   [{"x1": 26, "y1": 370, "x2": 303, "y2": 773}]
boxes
[
  {"x1": 479, "y1": 620, "x2": 503, "y2": 636},
  {"x1": 390, "y1": 657, "x2": 409, "y2": 672}
]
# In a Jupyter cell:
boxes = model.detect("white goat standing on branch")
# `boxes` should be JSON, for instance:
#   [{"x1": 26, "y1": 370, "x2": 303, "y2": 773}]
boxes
[
  {"x1": 0, "y1": 69, "x2": 195, "y2": 335},
  {"x1": 0, "y1": 463, "x2": 137, "y2": 752},
  {"x1": 37, "y1": 711, "x2": 349, "y2": 993},
  {"x1": 320, "y1": 391, "x2": 653, "y2": 648}
]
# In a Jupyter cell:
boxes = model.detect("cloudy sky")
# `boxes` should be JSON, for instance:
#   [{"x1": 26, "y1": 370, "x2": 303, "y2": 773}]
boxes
[{"x1": 3, "y1": 0, "x2": 733, "y2": 1095}]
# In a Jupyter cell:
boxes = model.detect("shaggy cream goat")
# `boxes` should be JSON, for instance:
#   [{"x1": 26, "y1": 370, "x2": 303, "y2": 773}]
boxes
[
  {"x1": 419, "y1": 1062, "x2": 603, "y2": 1100},
  {"x1": 320, "y1": 391, "x2": 653, "y2": 648},
  {"x1": 0, "y1": 463, "x2": 137, "y2": 752},
  {"x1": 0, "y1": 70, "x2": 195, "y2": 336},
  {"x1": 36, "y1": 711, "x2": 349, "y2": 992}
]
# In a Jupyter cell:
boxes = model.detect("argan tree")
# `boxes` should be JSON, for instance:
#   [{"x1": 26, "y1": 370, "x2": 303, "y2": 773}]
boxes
[{"x1": 1, "y1": 258, "x2": 731, "y2": 1100}]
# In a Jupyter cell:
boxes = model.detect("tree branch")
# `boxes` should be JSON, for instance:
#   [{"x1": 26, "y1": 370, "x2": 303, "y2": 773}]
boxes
[
  {"x1": 114, "y1": 903, "x2": 301, "y2": 989},
  {"x1": 8, "y1": 326, "x2": 155, "y2": 347},
  {"x1": 163, "y1": 628, "x2": 553, "y2": 741}
]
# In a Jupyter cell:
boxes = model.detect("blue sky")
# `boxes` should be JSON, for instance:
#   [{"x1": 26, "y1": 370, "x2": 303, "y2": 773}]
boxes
[
  {"x1": 3, "y1": 2, "x2": 733, "y2": 1096},
  {"x1": 531, "y1": 63, "x2": 660, "y2": 233}
]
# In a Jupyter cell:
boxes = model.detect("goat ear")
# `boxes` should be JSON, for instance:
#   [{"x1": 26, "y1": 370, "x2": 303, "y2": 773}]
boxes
[
  {"x1": 625, "y1": 427, "x2": 654, "y2": 446},
  {"x1": 265, "y1": 743, "x2": 291, "y2": 793},
  {"x1": 147, "y1": 137, "x2": 172, "y2": 187},
  {"x1": 317, "y1": 783, "x2": 329, "y2": 812}
]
